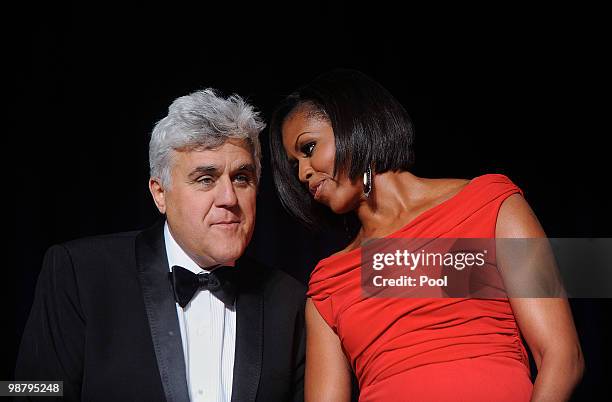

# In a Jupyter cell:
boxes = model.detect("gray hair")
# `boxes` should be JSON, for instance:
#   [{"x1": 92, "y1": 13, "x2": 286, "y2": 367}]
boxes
[{"x1": 149, "y1": 89, "x2": 265, "y2": 188}]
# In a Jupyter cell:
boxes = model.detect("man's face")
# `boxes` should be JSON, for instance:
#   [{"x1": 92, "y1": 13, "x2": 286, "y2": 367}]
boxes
[{"x1": 150, "y1": 138, "x2": 257, "y2": 267}]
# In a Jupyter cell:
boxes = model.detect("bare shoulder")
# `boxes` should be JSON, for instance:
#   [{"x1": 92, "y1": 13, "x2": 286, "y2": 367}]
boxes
[
  {"x1": 496, "y1": 193, "x2": 547, "y2": 238},
  {"x1": 426, "y1": 177, "x2": 471, "y2": 204},
  {"x1": 444, "y1": 178, "x2": 471, "y2": 194}
]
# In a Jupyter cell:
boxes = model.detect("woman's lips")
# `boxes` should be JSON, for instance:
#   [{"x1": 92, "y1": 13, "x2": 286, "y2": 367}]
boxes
[{"x1": 313, "y1": 180, "x2": 326, "y2": 200}]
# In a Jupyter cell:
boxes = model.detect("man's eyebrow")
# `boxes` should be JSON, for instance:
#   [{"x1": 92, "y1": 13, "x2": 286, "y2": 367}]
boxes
[
  {"x1": 188, "y1": 163, "x2": 256, "y2": 178},
  {"x1": 189, "y1": 165, "x2": 219, "y2": 177},
  {"x1": 235, "y1": 163, "x2": 256, "y2": 173}
]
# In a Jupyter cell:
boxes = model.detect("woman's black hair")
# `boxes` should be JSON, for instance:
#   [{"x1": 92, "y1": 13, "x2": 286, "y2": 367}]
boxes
[{"x1": 269, "y1": 69, "x2": 415, "y2": 230}]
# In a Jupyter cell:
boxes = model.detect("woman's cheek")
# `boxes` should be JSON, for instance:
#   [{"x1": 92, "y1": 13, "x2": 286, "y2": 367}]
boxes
[{"x1": 317, "y1": 141, "x2": 337, "y2": 175}]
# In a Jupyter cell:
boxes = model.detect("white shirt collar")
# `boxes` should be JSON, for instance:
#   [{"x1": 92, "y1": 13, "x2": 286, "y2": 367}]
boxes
[{"x1": 164, "y1": 221, "x2": 207, "y2": 274}]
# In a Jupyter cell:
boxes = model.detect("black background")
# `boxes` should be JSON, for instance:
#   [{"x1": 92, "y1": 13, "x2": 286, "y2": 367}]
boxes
[{"x1": 12, "y1": 3, "x2": 610, "y2": 401}]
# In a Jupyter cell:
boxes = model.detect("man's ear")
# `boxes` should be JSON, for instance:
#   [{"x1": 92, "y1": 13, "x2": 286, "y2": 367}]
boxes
[{"x1": 149, "y1": 178, "x2": 167, "y2": 214}]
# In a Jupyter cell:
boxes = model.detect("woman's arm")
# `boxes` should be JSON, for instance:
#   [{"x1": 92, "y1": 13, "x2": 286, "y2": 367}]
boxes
[
  {"x1": 305, "y1": 298, "x2": 352, "y2": 402},
  {"x1": 497, "y1": 194, "x2": 585, "y2": 402}
]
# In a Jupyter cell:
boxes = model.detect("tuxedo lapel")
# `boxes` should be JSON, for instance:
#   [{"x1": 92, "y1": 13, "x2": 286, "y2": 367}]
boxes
[
  {"x1": 135, "y1": 220, "x2": 190, "y2": 402},
  {"x1": 231, "y1": 258, "x2": 264, "y2": 402}
]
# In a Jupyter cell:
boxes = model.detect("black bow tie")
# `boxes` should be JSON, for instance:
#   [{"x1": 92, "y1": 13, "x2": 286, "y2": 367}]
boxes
[{"x1": 169, "y1": 265, "x2": 237, "y2": 308}]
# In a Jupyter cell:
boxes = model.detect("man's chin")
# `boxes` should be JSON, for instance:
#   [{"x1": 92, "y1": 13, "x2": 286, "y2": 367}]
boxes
[
  {"x1": 207, "y1": 246, "x2": 246, "y2": 266},
  {"x1": 196, "y1": 229, "x2": 252, "y2": 265}
]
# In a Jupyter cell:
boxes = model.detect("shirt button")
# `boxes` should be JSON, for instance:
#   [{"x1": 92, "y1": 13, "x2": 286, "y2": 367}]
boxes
[{"x1": 198, "y1": 389, "x2": 204, "y2": 395}]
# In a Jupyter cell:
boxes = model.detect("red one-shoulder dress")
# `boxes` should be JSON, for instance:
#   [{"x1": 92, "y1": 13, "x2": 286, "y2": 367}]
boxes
[{"x1": 307, "y1": 174, "x2": 533, "y2": 401}]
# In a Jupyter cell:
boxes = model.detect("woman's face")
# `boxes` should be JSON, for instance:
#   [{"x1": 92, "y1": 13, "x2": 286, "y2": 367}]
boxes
[{"x1": 281, "y1": 107, "x2": 363, "y2": 214}]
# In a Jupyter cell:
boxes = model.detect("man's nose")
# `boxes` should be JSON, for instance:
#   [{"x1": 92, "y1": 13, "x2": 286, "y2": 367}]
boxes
[{"x1": 215, "y1": 176, "x2": 238, "y2": 207}]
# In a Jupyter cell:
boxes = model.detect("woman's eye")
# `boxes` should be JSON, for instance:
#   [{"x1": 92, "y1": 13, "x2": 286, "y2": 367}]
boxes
[{"x1": 301, "y1": 142, "x2": 316, "y2": 157}]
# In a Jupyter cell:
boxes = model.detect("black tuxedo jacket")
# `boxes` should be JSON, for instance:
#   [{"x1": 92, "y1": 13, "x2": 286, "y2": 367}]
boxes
[{"x1": 15, "y1": 221, "x2": 306, "y2": 401}]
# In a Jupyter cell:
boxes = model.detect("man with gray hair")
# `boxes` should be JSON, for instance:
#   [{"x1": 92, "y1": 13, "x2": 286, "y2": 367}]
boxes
[{"x1": 16, "y1": 89, "x2": 306, "y2": 402}]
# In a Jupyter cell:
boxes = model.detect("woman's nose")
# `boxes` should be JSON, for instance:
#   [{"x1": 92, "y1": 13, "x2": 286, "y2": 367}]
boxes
[{"x1": 298, "y1": 161, "x2": 314, "y2": 182}]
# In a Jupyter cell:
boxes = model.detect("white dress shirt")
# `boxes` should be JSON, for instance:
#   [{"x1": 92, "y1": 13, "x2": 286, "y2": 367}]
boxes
[{"x1": 164, "y1": 222, "x2": 236, "y2": 402}]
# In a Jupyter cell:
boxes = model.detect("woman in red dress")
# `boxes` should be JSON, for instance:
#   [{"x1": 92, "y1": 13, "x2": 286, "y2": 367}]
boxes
[{"x1": 269, "y1": 70, "x2": 584, "y2": 401}]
